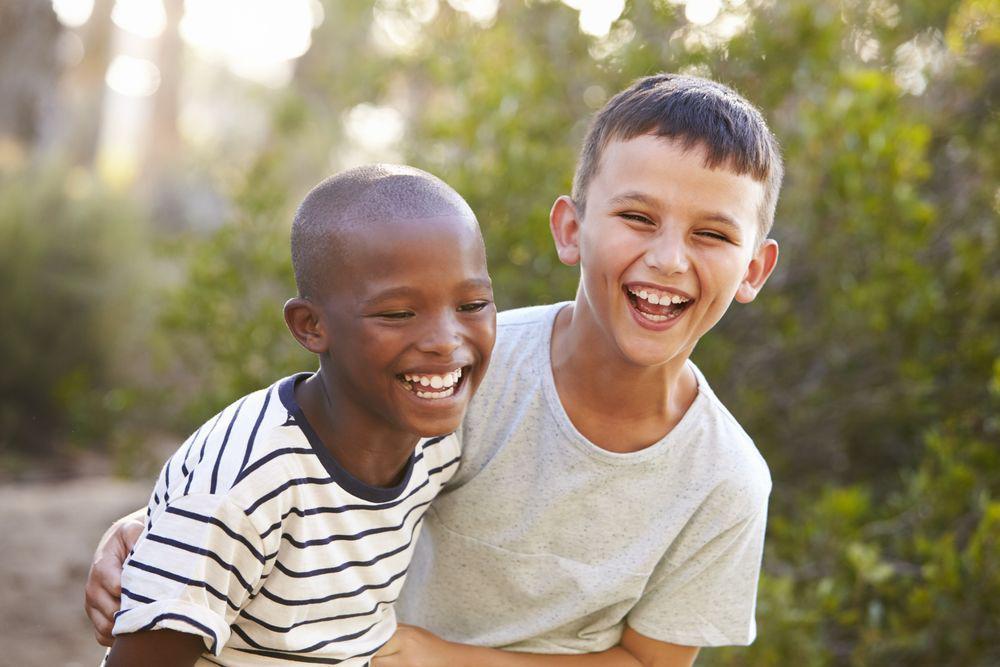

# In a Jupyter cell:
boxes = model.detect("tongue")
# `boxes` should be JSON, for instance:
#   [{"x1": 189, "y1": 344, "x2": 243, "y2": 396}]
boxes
[{"x1": 633, "y1": 296, "x2": 680, "y2": 316}]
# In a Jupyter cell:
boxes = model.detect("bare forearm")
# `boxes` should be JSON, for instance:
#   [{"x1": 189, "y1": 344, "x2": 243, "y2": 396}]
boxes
[
  {"x1": 443, "y1": 644, "x2": 642, "y2": 667},
  {"x1": 105, "y1": 629, "x2": 204, "y2": 667},
  {"x1": 373, "y1": 624, "x2": 698, "y2": 667}
]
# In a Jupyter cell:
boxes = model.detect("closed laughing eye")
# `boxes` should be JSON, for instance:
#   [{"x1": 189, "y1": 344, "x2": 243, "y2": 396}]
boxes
[
  {"x1": 376, "y1": 310, "x2": 414, "y2": 320},
  {"x1": 696, "y1": 230, "x2": 731, "y2": 242},
  {"x1": 458, "y1": 300, "x2": 492, "y2": 313},
  {"x1": 620, "y1": 212, "x2": 654, "y2": 225}
]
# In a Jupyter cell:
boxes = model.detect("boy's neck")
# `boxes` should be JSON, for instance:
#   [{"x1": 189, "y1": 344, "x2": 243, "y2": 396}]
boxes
[
  {"x1": 550, "y1": 302, "x2": 698, "y2": 453},
  {"x1": 294, "y1": 373, "x2": 419, "y2": 488}
]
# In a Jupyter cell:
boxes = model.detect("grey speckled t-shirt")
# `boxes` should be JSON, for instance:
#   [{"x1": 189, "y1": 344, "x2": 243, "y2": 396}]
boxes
[{"x1": 396, "y1": 303, "x2": 771, "y2": 651}]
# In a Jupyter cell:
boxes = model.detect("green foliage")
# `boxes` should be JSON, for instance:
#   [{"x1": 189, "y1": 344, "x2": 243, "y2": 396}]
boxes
[
  {"x1": 157, "y1": 144, "x2": 312, "y2": 425},
  {"x1": 707, "y1": 417, "x2": 1000, "y2": 666},
  {"x1": 0, "y1": 165, "x2": 148, "y2": 462}
]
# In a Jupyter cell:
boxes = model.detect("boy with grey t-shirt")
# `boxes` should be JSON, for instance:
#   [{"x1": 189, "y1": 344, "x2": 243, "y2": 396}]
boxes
[{"x1": 87, "y1": 73, "x2": 783, "y2": 666}]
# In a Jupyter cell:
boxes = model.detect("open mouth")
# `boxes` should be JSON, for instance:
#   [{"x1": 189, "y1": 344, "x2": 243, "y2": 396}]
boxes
[
  {"x1": 396, "y1": 367, "x2": 467, "y2": 400},
  {"x1": 624, "y1": 286, "x2": 693, "y2": 323}
]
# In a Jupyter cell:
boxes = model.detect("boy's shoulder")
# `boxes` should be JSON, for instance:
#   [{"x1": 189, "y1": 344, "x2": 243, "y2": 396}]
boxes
[
  {"x1": 154, "y1": 374, "x2": 314, "y2": 505},
  {"x1": 491, "y1": 302, "x2": 564, "y2": 356},
  {"x1": 496, "y1": 302, "x2": 564, "y2": 329},
  {"x1": 686, "y1": 362, "x2": 772, "y2": 504}
]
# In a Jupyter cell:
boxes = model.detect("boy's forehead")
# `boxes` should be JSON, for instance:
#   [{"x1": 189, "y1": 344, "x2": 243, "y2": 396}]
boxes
[
  {"x1": 331, "y1": 212, "x2": 483, "y2": 266},
  {"x1": 593, "y1": 135, "x2": 765, "y2": 232}
]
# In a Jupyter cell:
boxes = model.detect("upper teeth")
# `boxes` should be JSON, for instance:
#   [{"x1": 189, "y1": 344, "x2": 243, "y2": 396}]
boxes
[
  {"x1": 628, "y1": 287, "x2": 690, "y2": 306},
  {"x1": 403, "y1": 368, "x2": 463, "y2": 389}
]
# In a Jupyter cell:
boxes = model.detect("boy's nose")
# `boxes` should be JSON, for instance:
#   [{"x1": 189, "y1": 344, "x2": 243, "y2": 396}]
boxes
[
  {"x1": 644, "y1": 231, "x2": 690, "y2": 275},
  {"x1": 416, "y1": 312, "x2": 463, "y2": 355}
]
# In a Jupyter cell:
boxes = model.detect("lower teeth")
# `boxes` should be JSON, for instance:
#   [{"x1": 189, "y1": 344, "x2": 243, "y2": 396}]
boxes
[{"x1": 416, "y1": 387, "x2": 455, "y2": 399}]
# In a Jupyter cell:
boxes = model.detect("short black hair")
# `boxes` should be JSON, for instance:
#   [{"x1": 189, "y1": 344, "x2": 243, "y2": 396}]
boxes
[
  {"x1": 291, "y1": 164, "x2": 476, "y2": 299},
  {"x1": 572, "y1": 73, "x2": 783, "y2": 242}
]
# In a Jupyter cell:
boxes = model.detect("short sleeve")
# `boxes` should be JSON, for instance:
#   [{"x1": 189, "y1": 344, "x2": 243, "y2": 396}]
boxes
[
  {"x1": 112, "y1": 493, "x2": 266, "y2": 655},
  {"x1": 626, "y1": 501, "x2": 769, "y2": 647}
]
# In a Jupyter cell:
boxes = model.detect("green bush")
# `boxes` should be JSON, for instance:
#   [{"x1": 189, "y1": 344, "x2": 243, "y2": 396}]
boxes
[
  {"x1": 156, "y1": 148, "x2": 312, "y2": 426},
  {"x1": 0, "y1": 165, "x2": 149, "y2": 463}
]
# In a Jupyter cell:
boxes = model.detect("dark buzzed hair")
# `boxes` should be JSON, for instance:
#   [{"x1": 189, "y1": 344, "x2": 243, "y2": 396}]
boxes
[
  {"x1": 571, "y1": 73, "x2": 783, "y2": 242},
  {"x1": 291, "y1": 164, "x2": 476, "y2": 298}
]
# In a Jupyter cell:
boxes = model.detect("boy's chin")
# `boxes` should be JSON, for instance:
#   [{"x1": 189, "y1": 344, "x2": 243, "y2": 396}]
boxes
[
  {"x1": 614, "y1": 335, "x2": 693, "y2": 369},
  {"x1": 403, "y1": 412, "x2": 467, "y2": 439}
]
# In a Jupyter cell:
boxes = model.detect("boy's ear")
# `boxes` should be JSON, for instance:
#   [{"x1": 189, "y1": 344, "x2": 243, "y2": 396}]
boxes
[
  {"x1": 284, "y1": 297, "x2": 329, "y2": 354},
  {"x1": 549, "y1": 195, "x2": 582, "y2": 266},
  {"x1": 735, "y1": 239, "x2": 779, "y2": 304}
]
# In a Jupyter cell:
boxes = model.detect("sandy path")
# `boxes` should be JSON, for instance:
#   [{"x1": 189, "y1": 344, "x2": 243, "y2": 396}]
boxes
[{"x1": 0, "y1": 477, "x2": 151, "y2": 667}]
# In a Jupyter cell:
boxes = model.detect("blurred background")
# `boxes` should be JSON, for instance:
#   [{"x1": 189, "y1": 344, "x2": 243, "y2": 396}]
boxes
[{"x1": 0, "y1": 0, "x2": 997, "y2": 664}]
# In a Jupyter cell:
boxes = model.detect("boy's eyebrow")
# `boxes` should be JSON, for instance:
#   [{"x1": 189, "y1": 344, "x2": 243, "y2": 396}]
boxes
[
  {"x1": 697, "y1": 212, "x2": 744, "y2": 233},
  {"x1": 609, "y1": 191, "x2": 661, "y2": 209},
  {"x1": 363, "y1": 278, "x2": 493, "y2": 306}
]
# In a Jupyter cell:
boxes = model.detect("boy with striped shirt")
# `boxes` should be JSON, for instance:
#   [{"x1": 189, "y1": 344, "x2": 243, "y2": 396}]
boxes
[{"x1": 101, "y1": 164, "x2": 497, "y2": 666}]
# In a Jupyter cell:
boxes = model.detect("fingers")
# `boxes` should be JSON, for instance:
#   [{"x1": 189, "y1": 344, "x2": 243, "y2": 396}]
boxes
[
  {"x1": 85, "y1": 516, "x2": 144, "y2": 646},
  {"x1": 375, "y1": 635, "x2": 401, "y2": 658},
  {"x1": 83, "y1": 582, "x2": 117, "y2": 646},
  {"x1": 113, "y1": 518, "x2": 145, "y2": 560}
]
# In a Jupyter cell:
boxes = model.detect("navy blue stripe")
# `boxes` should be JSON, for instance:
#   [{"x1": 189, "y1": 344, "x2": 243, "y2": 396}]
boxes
[
  {"x1": 145, "y1": 533, "x2": 256, "y2": 594},
  {"x1": 426, "y1": 454, "x2": 461, "y2": 477},
  {"x1": 126, "y1": 559, "x2": 240, "y2": 611},
  {"x1": 258, "y1": 563, "x2": 410, "y2": 606},
  {"x1": 251, "y1": 451, "x2": 459, "y2": 538},
  {"x1": 179, "y1": 424, "x2": 203, "y2": 480},
  {"x1": 257, "y1": 467, "x2": 430, "y2": 540},
  {"x1": 235, "y1": 385, "x2": 274, "y2": 485},
  {"x1": 186, "y1": 410, "x2": 226, "y2": 495},
  {"x1": 274, "y1": 514, "x2": 421, "y2": 578},
  {"x1": 135, "y1": 612, "x2": 218, "y2": 653},
  {"x1": 245, "y1": 476, "x2": 338, "y2": 515},
  {"x1": 163, "y1": 451, "x2": 172, "y2": 504},
  {"x1": 119, "y1": 587, "x2": 155, "y2": 604},
  {"x1": 230, "y1": 618, "x2": 378, "y2": 653},
  {"x1": 274, "y1": 537, "x2": 410, "y2": 578},
  {"x1": 280, "y1": 498, "x2": 431, "y2": 549},
  {"x1": 238, "y1": 597, "x2": 396, "y2": 634},
  {"x1": 211, "y1": 395, "x2": 249, "y2": 494},
  {"x1": 165, "y1": 505, "x2": 268, "y2": 563},
  {"x1": 421, "y1": 435, "x2": 447, "y2": 449},
  {"x1": 235, "y1": 640, "x2": 384, "y2": 664},
  {"x1": 248, "y1": 447, "x2": 424, "y2": 518},
  {"x1": 235, "y1": 447, "x2": 314, "y2": 488}
]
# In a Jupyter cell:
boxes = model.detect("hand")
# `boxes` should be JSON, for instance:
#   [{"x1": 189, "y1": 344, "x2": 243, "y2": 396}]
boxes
[
  {"x1": 84, "y1": 512, "x2": 145, "y2": 646},
  {"x1": 373, "y1": 624, "x2": 460, "y2": 667}
]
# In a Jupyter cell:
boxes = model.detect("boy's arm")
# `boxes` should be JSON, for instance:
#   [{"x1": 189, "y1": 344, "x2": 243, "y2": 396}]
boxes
[
  {"x1": 105, "y1": 629, "x2": 205, "y2": 667},
  {"x1": 85, "y1": 508, "x2": 146, "y2": 646},
  {"x1": 373, "y1": 625, "x2": 698, "y2": 667}
]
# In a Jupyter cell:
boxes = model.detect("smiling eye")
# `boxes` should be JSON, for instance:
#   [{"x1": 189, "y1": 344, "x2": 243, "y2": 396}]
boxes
[
  {"x1": 458, "y1": 300, "x2": 492, "y2": 313},
  {"x1": 696, "y1": 230, "x2": 731, "y2": 242},
  {"x1": 377, "y1": 310, "x2": 414, "y2": 320},
  {"x1": 620, "y1": 212, "x2": 654, "y2": 225}
]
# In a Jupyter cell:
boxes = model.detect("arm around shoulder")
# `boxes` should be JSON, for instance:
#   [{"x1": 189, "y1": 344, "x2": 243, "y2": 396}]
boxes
[{"x1": 373, "y1": 624, "x2": 697, "y2": 667}]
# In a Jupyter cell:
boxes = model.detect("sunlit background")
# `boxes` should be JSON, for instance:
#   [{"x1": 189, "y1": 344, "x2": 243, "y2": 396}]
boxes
[{"x1": 0, "y1": 0, "x2": 997, "y2": 665}]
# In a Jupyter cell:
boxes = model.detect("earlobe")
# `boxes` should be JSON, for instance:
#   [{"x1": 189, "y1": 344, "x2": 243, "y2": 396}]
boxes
[
  {"x1": 549, "y1": 195, "x2": 582, "y2": 266},
  {"x1": 735, "y1": 239, "x2": 779, "y2": 304},
  {"x1": 283, "y1": 297, "x2": 328, "y2": 354}
]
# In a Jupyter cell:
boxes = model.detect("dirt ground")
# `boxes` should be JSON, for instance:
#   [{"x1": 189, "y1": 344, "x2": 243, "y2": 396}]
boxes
[{"x1": 0, "y1": 476, "x2": 151, "y2": 667}]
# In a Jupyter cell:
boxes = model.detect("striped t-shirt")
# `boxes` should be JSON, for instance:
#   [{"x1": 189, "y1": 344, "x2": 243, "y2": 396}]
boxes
[{"x1": 112, "y1": 373, "x2": 461, "y2": 666}]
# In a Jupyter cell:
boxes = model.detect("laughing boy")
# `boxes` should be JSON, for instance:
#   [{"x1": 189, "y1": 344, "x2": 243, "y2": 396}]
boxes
[{"x1": 89, "y1": 74, "x2": 782, "y2": 667}]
